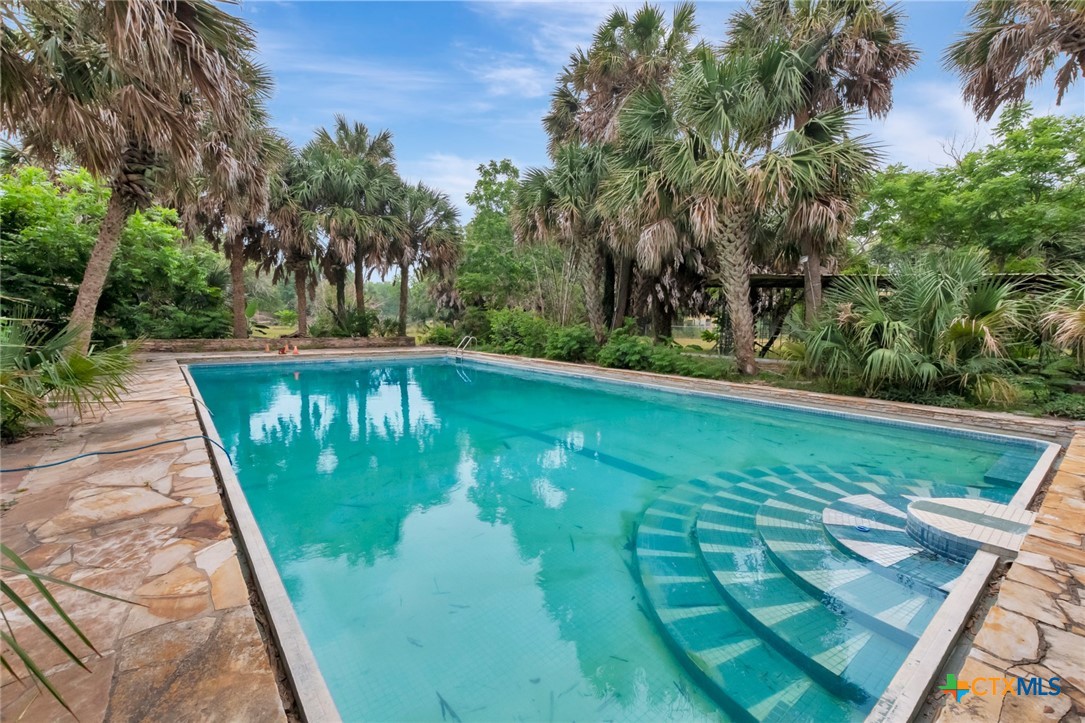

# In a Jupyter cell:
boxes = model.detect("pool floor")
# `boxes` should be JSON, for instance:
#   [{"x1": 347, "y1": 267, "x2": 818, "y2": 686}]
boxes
[{"x1": 190, "y1": 358, "x2": 1044, "y2": 722}]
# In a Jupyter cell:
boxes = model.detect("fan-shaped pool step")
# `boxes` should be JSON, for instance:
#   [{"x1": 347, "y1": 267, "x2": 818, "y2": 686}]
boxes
[
  {"x1": 694, "y1": 477, "x2": 911, "y2": 699},
  {"x1": 754, "y1": 487, "x2": 948, "y2": 644},
  {"x1": 636, "y1": 479, "x2": 857, "y2": 722},
  {"x1": 822, "y1": 493, "x2": 967, "y2": 593}
]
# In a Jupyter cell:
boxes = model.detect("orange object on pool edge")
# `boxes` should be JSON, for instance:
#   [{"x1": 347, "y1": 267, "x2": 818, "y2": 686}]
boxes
[{"x1": 292, "y1": 345, "x2": 299, "y2": 355}]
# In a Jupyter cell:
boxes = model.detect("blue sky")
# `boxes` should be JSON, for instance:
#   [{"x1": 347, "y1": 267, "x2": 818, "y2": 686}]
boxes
[{"x1": 239, "y1": 1, "x2": 1080, "y2": 218}]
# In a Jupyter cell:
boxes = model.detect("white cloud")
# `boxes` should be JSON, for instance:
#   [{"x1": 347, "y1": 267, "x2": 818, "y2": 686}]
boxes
[
  {"x1": 859, "y1": 81, "x2": 995, "y2": 169},
  {"x1": 478, "y1": 65, "x2": 551, "y2": 97},
  {"x1": 398, "y1": 153, "x2": 486, "y2": 220}
]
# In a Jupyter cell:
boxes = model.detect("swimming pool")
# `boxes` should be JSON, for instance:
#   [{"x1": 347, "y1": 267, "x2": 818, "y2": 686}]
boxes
[{"x1": 189, "y1": 356, "x2": 1049, "y2": 722}]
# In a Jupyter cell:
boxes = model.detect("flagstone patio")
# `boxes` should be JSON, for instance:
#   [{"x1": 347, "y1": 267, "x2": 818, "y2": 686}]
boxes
[{"x1": 0, "y1": 358, "x2": 286, "y2": 722}]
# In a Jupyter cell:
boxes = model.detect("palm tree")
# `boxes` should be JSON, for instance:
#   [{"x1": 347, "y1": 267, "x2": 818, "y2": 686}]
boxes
[
  {"x1": 947, "y1": 0, "x2": 1085, "y2": 121},
  {"x1": 728, "y1": 0, "x2": 918, "y2": 321},
  {"x1": 301, "y1": 116, "x2": 400, "y2": 321},
  {"x1": 616, "y1": 46, "x2": 879, "y2": 375},
  {"x1": 1, "y1": 0, "x2": 264, "y2": 351},
  {"x1": 542, "y1": 3, "x2": 698, "y2": 329},
  {"x1": 387, "y1": 182, "x2": 462, "y2": 336},
  {"x1": 182, "y1": 102, "x2": 285, "y2": 338},
  {"x1": 512, "y1": 144, "x2": 612, "y2": 340},
  {"x1": 266, "y1": 152, "x2": 321, "y2": 337}
]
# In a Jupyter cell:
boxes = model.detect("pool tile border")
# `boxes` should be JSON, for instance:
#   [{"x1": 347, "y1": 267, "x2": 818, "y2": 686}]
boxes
[{"x1": 180, "y1": 349, "x2": 1069, "y2": 723}]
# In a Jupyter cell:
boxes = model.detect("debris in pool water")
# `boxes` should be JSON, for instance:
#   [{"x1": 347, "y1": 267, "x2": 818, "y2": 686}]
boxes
[
  {"x1": 407, "y1": 637, "x2": 424, "y2": 648},
  {"x1": 449, "y1": 603, "x2": 470, "y2": 609},
  {"x1": 510, "y1": 494, "x2": 535, "y2": 505},
  {"x1": 673, "y1": 680, "x2": 691, "y2": 703},
  {"x1": 855, "y1": 525, "x2": 871, "y2": 532},
  {"x1": 530, "y1": 677, "x2": 541, "y2": 684},
  {"x1": 557, "y1": 682, "x2": 579, "y2": 698},
  {"x1": 609, "y1": 655, "x2": 629, "y2": 663},
  {"x1": 569, "y1": 535, "x2": 576, "y2": 552},
  {"x1": 436, "y1": 691, "x2": 462, "y2": 723}
]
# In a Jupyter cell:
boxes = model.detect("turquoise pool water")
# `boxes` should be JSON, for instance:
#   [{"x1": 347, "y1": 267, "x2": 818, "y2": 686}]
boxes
[{"x1": 190, "y1": 358, "x2": 1045, "y2": 722}]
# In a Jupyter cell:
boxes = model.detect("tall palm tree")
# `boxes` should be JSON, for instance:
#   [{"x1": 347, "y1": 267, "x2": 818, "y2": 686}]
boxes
[
  {"x1": 947, "y1": 0, "x2": 1085, "y2": 121},
  {"x1": 266, "y1": 152, "x2": 321, "y2": 337},
  {"x1": 182, "y1": 102, "x2": 285, "y2": 338},
  {"x1": 387, "y1": 182, "x2": 462, "y2": 336},
  {"x1": 728, "y1": 0, "x2": 918, "y2": 321},
  {"x1": 301, "y1": 116, "x2": 400, "y2": 319},
  {"x1": 512, "y1": 143, "x2": 612, "y2": 340},
  {"x1": 617, "y1": 46, "x2": 879, "y2": 375},
  {"x1": 1, "y1": 0, "x2": 264, "y2": 351},
  {"x1": 542, "y1": 3, "x2": 698, "y2": 329}
]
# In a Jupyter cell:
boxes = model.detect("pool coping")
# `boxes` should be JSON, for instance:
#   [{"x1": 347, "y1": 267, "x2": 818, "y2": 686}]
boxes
[
  {"x1": 180, "y1": 365, "x2": 342, "y2": 723},
  {"x1": 180, "y1": 349, "x2": 1065, "y2": 723}
]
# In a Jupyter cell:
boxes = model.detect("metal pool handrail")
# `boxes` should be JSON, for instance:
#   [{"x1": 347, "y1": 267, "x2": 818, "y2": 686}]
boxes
[{"x1": 455, "y1": 335, "x2": 477, "y2": 361}]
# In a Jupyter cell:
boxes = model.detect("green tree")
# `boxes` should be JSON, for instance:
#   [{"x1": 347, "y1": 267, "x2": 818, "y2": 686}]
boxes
[
  {"x1": 300, "y1": 116, "x2": 401, "y2": 321},
  {"x1": 387, "y1": 182, "x2": 461, "y2": 336},
  {"x1": 1, "y1": 0, "x2": 265, "y2": 351},
  {"x1": 855, "y1": 107, "x2": 1085, "y2": 270},
  {"x1": 0, "y1": 166, "x2": 231, "y2": 342}
]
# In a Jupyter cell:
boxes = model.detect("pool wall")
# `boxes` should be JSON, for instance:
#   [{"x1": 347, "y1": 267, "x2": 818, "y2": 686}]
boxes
[{"x1": 181, "y1": 350, "x2": 1062, "y2": 723}]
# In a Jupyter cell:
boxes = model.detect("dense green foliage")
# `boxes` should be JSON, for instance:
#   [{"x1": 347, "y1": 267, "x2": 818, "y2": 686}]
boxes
[
  {"x1": 457, "y1": 160, "x2": 580, "y2": 321},
  {"x1": 797, "y1": 251, "x2": 1083, "y2": 408},
  {"x1": 1, "y1": 168, "x2": 231, "y2": 344},
  {"x1": 855, "y1": 107, "x2": 1085, "y2": 271},
  {"x1": 0, "y1": 314, "x2": 136, "y2": 439}
]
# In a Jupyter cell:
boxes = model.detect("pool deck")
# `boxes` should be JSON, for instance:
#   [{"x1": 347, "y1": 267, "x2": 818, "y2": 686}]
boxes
[
  {"x1": 0, "y1": 349, "x2": 1080, "y2": 722},
  {"x1": 0, "y1": 357, "x2": 286, "y2": 722}
]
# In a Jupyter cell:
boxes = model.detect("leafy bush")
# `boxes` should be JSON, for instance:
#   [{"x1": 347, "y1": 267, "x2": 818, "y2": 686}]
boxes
[
  {"x1": 1, "y1": 167, "x2": 232, "y2": 343},
  {"x1": 1042, "y1": 393, "x2": 1085, "y2": 420},
  {"x1": 310, "y1": 307, "x2": 378, "y2": 338},
  {"x1": 800, "y1": 251, "x2": 1022, "y2": 404},
  {"x1": 458, "y1": 308, "x2": 492, "y2": 343},
  {"x1": 275, "y1": 309, "x2": 298, "y2": 326},
  {"x1": 597, "y1": 325, "x2": 655, "y2": 370},
  {"x1": 487, "y1": 308, "x2": 550, "y2": 357},
  {"x1": 425, "y1": 325, "x2": 457, "y2": 346},
  {"x1": 544, "y1": 324, "x2": 598, "y2": 362},
  {"x1": 1, "y1": 314, "x2": 136, "y2": 439}
]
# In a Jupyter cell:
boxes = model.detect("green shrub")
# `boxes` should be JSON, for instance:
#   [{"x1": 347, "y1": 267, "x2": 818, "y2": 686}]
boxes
[
  {"x1": 544, "y1": 324, "x2": 598, "y2": 362},
  {"x1": 597, "y1": 325, "x2": 654, "y2": 371},
  {"x1": 275, "y1": 309, "x2": 298, "y2": 326},
  {"x1": 425, "y1": 325, "x2": 458, "y2": 346},
  {"x1": 1042, "y1": 393, "x2": 1085, "y2": 419},
  {"x1": 801, "y1": 251, "x2": 1022, "y2": 405},
  {"x1": 1, "y1": 314, "x2": 136, "y2": 439},
  {"x1": 459, "y1": 308, "x2": 492, "y2": 344},
  {"x1": 487, "y1": 308, "x2": 550, "y2": 357}
]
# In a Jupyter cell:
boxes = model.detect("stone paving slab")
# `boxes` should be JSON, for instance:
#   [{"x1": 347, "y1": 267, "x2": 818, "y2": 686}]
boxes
[
  {"x1": 0, "y1": 359, "x2": 285, "y2": 722},
  {"x1": 936, "y1": 431, "x2": 1085, "y2": 722}
]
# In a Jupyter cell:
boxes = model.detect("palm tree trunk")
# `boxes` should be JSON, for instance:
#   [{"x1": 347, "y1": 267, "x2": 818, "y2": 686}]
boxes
[
  {"x1": 718, "y1": 210, "x2": 758, "y2": 375},
  {"x1": 802, "y1": 234, "x2": 823, "y2": 324},
  {"x1": 612, "y1": 256, "x2": 634, "y2": 328},
  {"x1": 582, "y1": 247, "x2": 607, "y2": 342},
  {"x1": 295, "y1": 267, "x2": 308, "y2": 337},
  {"x1": 398, "y1": 260, "x2": 410, "y2": 337},
  {"x1": 229, "y1": 236, "x2": 248, "y2": 339},
  {"x1": 602, "y1": 254, "x2": 616, "y2": 328},
  {"x1": 68, "y1": 189, "x2": 131, "y2": 352},
  {"x1": 335, "y1": 274, "x2": 346, "y2": 320},
  {"x1": 354, "y1": 241, "x2": 366, "y2": 313}
]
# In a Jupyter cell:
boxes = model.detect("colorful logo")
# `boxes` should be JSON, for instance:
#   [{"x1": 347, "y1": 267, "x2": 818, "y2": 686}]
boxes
[
  {"x1": 940, "y1": 674, "x2": 970, "y2": 702},
  {"x1": 938, "y1": 674, "x2": 1062, "y2": 701}
]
